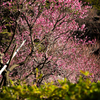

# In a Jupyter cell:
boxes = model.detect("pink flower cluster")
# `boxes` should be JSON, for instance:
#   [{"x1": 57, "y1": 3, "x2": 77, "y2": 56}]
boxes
[{"x1": 0, "y1": 0, "x2": 99, "y2": 85}]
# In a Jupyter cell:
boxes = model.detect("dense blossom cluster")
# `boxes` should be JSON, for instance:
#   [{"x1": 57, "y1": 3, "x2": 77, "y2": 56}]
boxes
[{"x1": 0, "y1": 0, "x2": 99, "y2": 86}]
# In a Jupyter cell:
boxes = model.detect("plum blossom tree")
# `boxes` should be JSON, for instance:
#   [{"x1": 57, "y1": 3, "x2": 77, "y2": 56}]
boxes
[{"x1": 0, "y1": 0, "x2": 99, "y2": 87}]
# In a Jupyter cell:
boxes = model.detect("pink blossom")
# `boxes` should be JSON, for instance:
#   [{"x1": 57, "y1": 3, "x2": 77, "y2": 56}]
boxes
[{"x1": 0, "y1": 0, "x2": 99, "y2": 85}]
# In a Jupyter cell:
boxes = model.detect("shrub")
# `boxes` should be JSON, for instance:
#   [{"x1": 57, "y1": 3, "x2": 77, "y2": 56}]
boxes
[{"x1": 0, "y1": 72, "x2": 100, "y2": 100}]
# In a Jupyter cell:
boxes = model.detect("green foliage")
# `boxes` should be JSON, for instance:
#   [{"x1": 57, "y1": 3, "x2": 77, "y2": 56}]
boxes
[
  {"x1": 81, "y1": 0, "x2": 100, "y2": 10},
  {"x1": 45, "y1": 0, "x2": 52, "y2": 9},
  {"x1": 34, "y1": 39, "x2": 46, "y2": 52},
  {"x1": 0, "y1": 72, "x2": 100, "y2": 100},
  {"x1": 0, "y1": 28, "x2": 12, "y2": 45},
  {"x1": 80, "y1": 70, "x2": 92, "y2": 76}
]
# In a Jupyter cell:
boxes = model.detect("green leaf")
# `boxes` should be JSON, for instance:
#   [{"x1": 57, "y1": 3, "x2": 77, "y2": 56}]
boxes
[
  {"x1": 65, "y1": 95, "x2": 71, "y2": 100},
  {"x1": 9, "y1": 79, "x2": 14, "y2": 86},
  {"x1": 80, "y1": 70, "x2": 89, "y2": 76}
]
